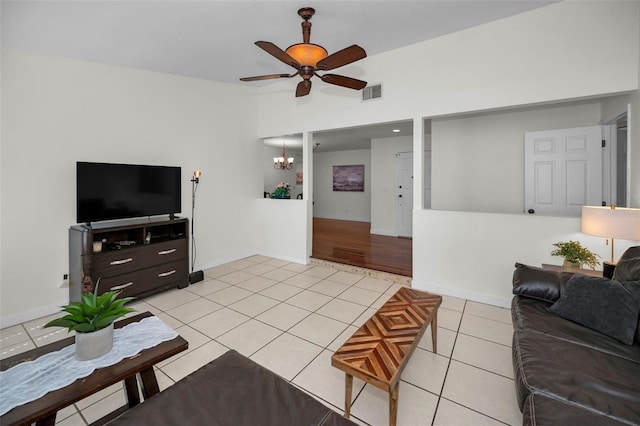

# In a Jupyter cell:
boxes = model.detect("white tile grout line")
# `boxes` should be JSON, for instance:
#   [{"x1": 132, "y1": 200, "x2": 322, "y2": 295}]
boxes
[{"x1": 6, "y1": 257, "x2": 516, "y2": 425}]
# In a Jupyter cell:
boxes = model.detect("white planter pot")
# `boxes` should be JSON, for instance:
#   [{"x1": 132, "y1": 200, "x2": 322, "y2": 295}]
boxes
[
  {"x1": 75, "y1": 322, "x2": 114, "y2": 361},
  {"x1": 562, "y1": 260, "x2": 581, "y2": 271}
]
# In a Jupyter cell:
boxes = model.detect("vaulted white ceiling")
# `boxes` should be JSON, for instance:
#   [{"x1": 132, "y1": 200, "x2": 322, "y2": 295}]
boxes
[{"x1": 2, "y1": 1, "x2": 555, "y2": 85}]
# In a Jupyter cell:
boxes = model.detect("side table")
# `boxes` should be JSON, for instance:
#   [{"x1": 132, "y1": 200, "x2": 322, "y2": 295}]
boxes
[{"x1": 541, "y1": 264, "x2": 603, "y2": 277}]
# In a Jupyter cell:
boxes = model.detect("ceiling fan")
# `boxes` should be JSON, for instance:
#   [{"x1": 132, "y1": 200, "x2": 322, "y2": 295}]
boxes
[{"x1": 240, "y1": 7, "x2": 367, "y2": 97}]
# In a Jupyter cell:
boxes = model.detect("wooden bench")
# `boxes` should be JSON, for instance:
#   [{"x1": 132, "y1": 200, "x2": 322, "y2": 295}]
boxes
[{"x1": 331, "y1": 287, "x2": 442, "y2": 426}]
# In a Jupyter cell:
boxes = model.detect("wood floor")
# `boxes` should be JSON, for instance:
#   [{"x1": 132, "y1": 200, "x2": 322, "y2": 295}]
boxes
[{"x1": 312, "y1": 218, "x2": 412, "y2": 277}]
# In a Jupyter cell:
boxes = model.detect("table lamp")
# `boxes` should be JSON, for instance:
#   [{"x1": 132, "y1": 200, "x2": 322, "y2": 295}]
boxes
[{"x1": 581, "y1": 206, "x2": 640, "y2": 278}]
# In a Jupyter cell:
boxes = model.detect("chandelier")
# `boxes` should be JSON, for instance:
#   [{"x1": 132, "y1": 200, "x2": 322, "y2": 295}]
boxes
[{"x1": 274, "y1": 143, "x2": 294, "y2": 170}]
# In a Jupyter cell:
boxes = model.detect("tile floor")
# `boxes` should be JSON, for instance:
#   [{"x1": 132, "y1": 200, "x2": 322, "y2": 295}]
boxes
[{"x1": 1, "y1": 256, "x2": 522, "y2": 426}]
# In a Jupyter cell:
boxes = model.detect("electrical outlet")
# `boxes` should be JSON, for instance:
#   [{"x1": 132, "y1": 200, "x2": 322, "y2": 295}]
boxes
[{"x1": 60, "y1": 274, "x2": 69, "y2": 288}]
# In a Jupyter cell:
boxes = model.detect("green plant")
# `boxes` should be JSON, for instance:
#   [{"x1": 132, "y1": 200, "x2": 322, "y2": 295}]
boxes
[
  {"x1": 551, "y1": 240, "x2": 601, "y2": 270},
  {"x1": 45, "y1": 281, "x2": 135, "y2": 333},
  {"x1": 271, "y1": 182, "x2": 291, "y2": 199}
]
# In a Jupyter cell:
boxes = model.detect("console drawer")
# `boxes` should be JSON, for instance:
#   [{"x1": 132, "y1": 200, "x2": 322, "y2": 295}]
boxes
[
  {"x1": 95, "y1": 260, "x2": 188, "y2": 299},
  {"x1": 92, "y1": 239, "x2": 187, "y2": 278},
  {"x1": 92, "y1": 245, "x2": 149, "y2": 278},
  {"x1": 138, "y1": 239, "x2": 188, "y2": 266}
]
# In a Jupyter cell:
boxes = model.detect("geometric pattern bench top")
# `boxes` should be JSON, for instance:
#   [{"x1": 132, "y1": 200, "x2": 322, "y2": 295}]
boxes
[{"x1": 331, "y1": 287, "x2": 442, "y2": 426}]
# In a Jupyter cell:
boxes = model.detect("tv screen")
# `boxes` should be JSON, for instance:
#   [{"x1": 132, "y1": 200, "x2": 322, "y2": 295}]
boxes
[{"x1": 77, "y1": 162, "x2": 181, "y2": 224}]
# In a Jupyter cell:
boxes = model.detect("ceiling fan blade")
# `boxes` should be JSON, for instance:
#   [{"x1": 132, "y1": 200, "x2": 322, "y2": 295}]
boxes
[
  {"x1": 316, "y1": 45, "x2": 366, "y2": 71},
  {"x1": 240, "y1": 73, "x2": 297, "y2": 82},
  {"x1": 319, "y1": 74, "x2": 367, "y2": 90},
  {"x1": 255, "y1": 41, "x2": 300, "y2": 69},
  {"x1": 296, "y1": 80, "x2": 312, "y2": 97}
]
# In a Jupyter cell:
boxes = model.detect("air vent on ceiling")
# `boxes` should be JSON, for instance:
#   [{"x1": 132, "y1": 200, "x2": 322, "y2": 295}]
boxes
[{"x1": 362, "y1": 83, "x2": 382, "y2": 101}]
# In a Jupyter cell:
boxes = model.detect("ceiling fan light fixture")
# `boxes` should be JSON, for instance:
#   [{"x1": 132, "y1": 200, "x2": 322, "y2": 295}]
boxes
[{"x1": 285, "y1": 43, "x2": 328, "y2": 67}]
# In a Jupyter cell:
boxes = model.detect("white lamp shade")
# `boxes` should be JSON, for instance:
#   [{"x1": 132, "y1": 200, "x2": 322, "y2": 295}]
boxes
[{"x1": 581, "y1": 206, "x2": 640, "y2": 240}]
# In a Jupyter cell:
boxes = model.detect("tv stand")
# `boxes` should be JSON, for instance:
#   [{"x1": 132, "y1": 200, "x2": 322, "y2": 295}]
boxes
[{"x1": 69, "y1": 217, "x2": 189, "y2": 302}]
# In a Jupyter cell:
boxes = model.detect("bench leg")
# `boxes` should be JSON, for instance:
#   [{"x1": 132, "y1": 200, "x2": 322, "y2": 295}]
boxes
[
  {"x1": 431, "y1": 311, "x2": 438, "y2": 354},
  {"x1": 389, "y1": 381, "x2": 400, "y2": 426},
  {"x1": 35, "y1": 413, "x2": 56, "y2": 426},
  {"x1": 139, "y1": 367, "x2": 160, "y2": 399},
  {"x1": 344, "y1": 373, "x2": 353, "y2": 418},
  {"x1": 124, "y1": 376, "x2": 141, "y2": 408}
]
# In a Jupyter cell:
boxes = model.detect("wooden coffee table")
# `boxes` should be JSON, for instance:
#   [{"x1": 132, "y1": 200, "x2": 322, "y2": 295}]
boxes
[
  {"x1": 0, "y1": 312, "x2": 187, "y2": 426},
  {"x1": 331, "y1": 287, "x2": 442, "y2": 426}
]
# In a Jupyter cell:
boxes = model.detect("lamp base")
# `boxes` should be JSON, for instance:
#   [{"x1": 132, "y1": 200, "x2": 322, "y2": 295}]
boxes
[
  {"x1": 603, "y1": 261, "x2": 616, "y2": 279},
  {"x1": 189, "y1": 270, "x2": 204, "y2": 284}
]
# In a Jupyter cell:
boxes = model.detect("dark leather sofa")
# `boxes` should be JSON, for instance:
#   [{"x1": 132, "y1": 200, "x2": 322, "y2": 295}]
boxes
[
  {"x1": 108, "y1": 349, "x2": 356, "y2": 426},
  {"x1": 511, "y1": 247, "x2": 640, "y2": 425}
]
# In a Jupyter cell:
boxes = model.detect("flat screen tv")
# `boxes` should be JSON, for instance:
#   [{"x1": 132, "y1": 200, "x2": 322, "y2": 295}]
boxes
[{"x1": 77, "y1": 162, "x2": 181, "y2": 224}]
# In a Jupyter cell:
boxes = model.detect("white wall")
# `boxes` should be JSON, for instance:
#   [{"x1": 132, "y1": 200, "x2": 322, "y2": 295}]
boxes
[
  {"x1": 431, "y1": 101, "x2": 603, "y2": 213},
  {"x1": 1, "y1": 50, "x2": 260, "y2": 326},
  {"x1": 252, "y1": 1, "x2": 640, "y2": 305},
  {"x1": 312, "y1": 149, "x2": 371, "y2": 222},
  {"x1": 255, "y1": 198, "x2": 308, "y2": 263},
  {"x1": 370, "y1": 135, "x2": 412, "y2": 235},
  {"x1": 2, "y1": 0, "x2": 639, "y2": 325},
  {"x1": 254, "y1": 2, "x2": 639, "y2": 138},
  {"x1": 412, "y1": 209, "x2": 638, "y2": 308}
]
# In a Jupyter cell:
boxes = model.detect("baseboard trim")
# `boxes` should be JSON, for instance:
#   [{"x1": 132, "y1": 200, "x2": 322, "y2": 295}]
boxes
[
  {"x1": 257, "y1": 252, "x2": 308, "y2": 265},
  {"x1": 369, "y1": 228, "x2": 397, "y2": 237},
  {"x1": 313, "y1": 215, "x2": 370, "y2": 223},
  {"x1": 1, "y1": 302, "x2": 65, "y2": 329},
  {"x1": 412, "y1": 281, "x2": 511, "y2": 309}
]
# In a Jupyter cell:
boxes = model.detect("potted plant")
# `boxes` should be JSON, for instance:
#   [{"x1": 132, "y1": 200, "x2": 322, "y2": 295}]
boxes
[
  {"x1": 45, "y1": 281, "x2": 135, "y2": 360},
  {"x1": 551, "y1": 240, "x2": 600, "y2": 270},
  {"x1": 271, "y1": 182, "x2": 291, "y2": 199}
]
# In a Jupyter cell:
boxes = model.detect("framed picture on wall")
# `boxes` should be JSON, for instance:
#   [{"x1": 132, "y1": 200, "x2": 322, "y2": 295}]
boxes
[
  {"x1": 333, "y1": 165, "x2": 364, "y2": 192},
  {"x1": 296, "y1": 172, "x2": 303, "y2": 185}
]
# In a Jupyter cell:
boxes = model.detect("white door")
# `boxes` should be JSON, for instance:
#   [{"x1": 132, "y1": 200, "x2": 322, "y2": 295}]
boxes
[
  {"x1": 524, "y1": 126, "x2": 602, "y2": 217},
  {"x1": 396, "y1": 152, "x2": 413, "y2": 237}
]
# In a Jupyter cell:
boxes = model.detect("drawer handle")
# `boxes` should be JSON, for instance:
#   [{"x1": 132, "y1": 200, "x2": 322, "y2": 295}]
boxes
[
  {"x1": 110, "y1": 282, "x2": 134, "y2": 291},
  {"x1": 158, "y1": 270, "x2": 177, "y2": 278},
  {"x1": 110, "y1": 258, "x2": 133, "y2": 266},
  {"x1": 158, "y1": 249, "x2": 177, "y2": 255}
]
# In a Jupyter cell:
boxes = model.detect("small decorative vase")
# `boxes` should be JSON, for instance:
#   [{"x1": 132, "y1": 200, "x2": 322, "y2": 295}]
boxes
[
  {"x1": 75, "y1": 322, "x2": 114, "y2": 361},
  {"x1": 562, "y1": 260, "x2": 581, "y2": 271}
]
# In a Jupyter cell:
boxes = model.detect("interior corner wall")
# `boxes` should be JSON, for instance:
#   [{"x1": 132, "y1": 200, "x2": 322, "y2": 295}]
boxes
[
  {"x1": 431, "y1": 101, "x2": 603, "y2": 214},
  {"x1": 370, "y1": 136, "x2": 412, "y2": 235},
  {"x1": 312, "y1": 149, "x2": 371, "y2": 222},
  {"x1": 0, "y1": 49, "x2": 260, "y2": 326}
]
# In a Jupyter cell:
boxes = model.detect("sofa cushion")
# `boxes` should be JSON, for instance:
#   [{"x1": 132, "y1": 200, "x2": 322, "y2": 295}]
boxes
[
  {"x1": 511, "y1": 297, "x2": 640, "y2": 363},
  {"x1": 512, "y1": 263, "x2": 571, "y2": 303},
  {"x1": 512, "y1": 329, "x2": 640, "y2": 421},
  {"x1": 522, "y1": 394, "x2": 630, "y2": 426},
  {"x1": 549, "y1": 274, "x2": 640, "y2": 345},
  {"x1": 613, "y1": 246, "x2": 640, "y2": 282}
]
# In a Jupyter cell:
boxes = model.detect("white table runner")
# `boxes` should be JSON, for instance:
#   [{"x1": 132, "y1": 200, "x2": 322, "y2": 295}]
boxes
[{"x1": 0, "y1": 316, "x2": 178, "y2": 416}]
